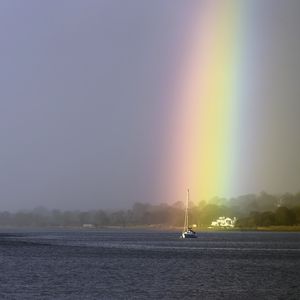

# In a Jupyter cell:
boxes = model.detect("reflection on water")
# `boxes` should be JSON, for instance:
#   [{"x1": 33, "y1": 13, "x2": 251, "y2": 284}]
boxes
[{"x1": 0, "y1": 229, "x2": 299, "y2": 299}]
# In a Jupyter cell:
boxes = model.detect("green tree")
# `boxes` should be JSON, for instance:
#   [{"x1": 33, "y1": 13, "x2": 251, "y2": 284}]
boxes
[{"x1": 275, "y1": 207, "x2": 296, "y2": 225}]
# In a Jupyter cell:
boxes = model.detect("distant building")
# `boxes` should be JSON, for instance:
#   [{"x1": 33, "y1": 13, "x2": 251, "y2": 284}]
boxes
[
  {"x1": 82, "y1": 224, "x2": 95, "y2": 228},
  {"x1": 210, "y1": 217, "x2": 236, "y2": 228}
]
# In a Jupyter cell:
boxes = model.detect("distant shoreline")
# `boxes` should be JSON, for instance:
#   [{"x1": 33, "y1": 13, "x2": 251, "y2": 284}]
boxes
[{"x1": 1, "y1": 225, "x2": 300, "y2": 232}]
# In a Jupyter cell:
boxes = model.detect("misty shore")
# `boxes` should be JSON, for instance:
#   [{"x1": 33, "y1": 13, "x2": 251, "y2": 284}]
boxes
[
  {"x1": 1, "y1": 225, "x2": 300, "y2": 232},
  {"x1": 1, "y1": 192, "x2": 300, "y2": 230}
]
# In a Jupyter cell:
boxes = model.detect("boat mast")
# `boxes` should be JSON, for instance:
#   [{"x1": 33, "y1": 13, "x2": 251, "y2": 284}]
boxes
[{"x1": 184, "y1": 189, "x2": 189, "y2": 231}]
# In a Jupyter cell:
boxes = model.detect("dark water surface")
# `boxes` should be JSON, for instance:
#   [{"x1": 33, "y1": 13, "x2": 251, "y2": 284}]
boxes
[{"x1": 0, "y1": 229, "x2": 299, "y2": 299}]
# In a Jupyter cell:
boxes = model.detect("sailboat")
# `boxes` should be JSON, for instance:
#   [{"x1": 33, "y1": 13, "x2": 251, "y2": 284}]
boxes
[{"x1": 180, "y1": 189, "x2": 197, "y2": 238}]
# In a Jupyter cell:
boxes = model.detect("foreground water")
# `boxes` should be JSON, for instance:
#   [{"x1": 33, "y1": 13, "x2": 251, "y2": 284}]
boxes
[{"x1": 0, "y1": 229, "x2": 299, "y2": 299}]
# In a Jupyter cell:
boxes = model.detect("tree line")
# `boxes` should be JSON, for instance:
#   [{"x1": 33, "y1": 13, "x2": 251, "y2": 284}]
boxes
[
  {"x1": 0, "y1": 192, "x2": 300, "y2": 228},
  {"x1": 236, "y1": 206, "x2": 300, "y2": 227}
]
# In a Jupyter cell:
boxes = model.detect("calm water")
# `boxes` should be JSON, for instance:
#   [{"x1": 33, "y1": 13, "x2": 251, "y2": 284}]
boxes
[{"x1": 0, "y1": 229, "x2": 299, "y2": 299}]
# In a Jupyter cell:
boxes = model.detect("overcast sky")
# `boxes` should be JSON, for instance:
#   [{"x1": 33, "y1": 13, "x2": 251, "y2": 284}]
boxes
[{"x1": 0, "y1": 0, "x2": 300, "y2": 210}]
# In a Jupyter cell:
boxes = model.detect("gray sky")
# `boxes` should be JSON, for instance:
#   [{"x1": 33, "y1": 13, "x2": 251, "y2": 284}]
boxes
[
  {"x1": 0, "y1": 0, "x2": 300, "y2": 210},
  {"x1": 234, "y1": 0, "x2": 300, "y2": 196}
]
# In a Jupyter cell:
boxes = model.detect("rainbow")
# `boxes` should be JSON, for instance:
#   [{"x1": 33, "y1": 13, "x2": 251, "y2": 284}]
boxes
[{"x1": 165, "y1": 1, "x2": 251, "y2": 202}]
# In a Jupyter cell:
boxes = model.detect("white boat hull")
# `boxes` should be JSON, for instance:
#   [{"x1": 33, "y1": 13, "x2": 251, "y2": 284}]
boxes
[{"x1": 181, "y1": 231, "x2": 197, "y2": 239}]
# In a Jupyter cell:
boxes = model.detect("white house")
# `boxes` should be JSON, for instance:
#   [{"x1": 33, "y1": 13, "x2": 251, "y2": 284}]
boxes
[{"x1": 210, "y1": 216, "x2": 236, "y2": 228}]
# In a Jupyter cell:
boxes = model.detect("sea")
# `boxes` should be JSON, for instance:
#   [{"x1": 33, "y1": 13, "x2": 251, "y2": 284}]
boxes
[{"x1": 0, "y1": 228, "x2": 299, "y2": 299}]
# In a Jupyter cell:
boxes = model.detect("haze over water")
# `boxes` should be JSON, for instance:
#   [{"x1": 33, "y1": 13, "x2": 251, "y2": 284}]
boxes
[
  {"x1": 1, "y1": 0, "x2": 300, "y2": 210},
  {"x1": 1, "y1": 2, "x2": 300, "y2": 299}
]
